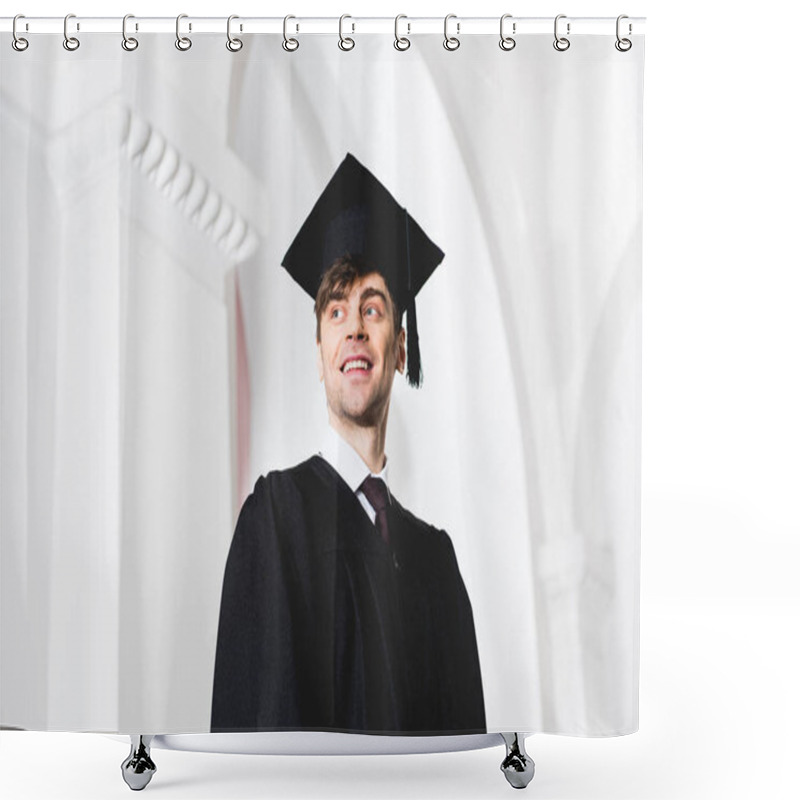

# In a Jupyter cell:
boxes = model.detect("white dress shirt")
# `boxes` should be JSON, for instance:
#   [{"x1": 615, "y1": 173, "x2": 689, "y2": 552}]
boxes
[{"x1": 318, "y1": 424, "x2": 390, "y2": 525}]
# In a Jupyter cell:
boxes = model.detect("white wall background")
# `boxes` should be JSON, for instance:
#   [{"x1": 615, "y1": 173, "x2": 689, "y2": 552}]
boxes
[{"x1": 1, "y1": 1, "x2": 798, "y2": 799}]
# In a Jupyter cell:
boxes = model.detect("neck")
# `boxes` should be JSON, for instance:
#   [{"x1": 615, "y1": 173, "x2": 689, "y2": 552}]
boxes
[{"x1": 328, "y1": 410, "x2": 388, "y2": 474}]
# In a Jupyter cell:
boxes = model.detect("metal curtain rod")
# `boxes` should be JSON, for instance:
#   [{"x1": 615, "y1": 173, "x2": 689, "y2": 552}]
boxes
[{"x1": 1, "y1": 16, "x2": 646, "y2": 36}]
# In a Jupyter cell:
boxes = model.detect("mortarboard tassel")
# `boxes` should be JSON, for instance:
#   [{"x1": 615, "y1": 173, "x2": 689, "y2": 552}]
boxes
[
  {"x1": 403, "y1": 206, "x2": 422, "y2": 388},
  {"x1": 406, "y1": 296, "x2": 422, "y2": 388}
]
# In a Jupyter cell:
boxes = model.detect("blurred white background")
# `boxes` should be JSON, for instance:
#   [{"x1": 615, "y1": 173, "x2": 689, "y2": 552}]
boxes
[{"x1": 1, "y1": 1, "x2": 798, "y2": 798}]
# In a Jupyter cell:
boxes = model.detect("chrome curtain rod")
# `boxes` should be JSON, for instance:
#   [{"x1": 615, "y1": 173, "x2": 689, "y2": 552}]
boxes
[{"x1": 1, "y1": 15, "x2": 646, "y2": 36}]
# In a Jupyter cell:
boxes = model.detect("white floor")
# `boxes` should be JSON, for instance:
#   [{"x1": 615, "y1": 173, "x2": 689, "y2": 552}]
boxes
[{"x1": 2, "y1": 596, "x2": 797, "y2": 800}]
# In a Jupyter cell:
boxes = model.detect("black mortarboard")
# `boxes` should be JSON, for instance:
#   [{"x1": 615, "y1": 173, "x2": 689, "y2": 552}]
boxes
[{"x1": 280, "y1": 153, "x2": 444, "y2": 387}]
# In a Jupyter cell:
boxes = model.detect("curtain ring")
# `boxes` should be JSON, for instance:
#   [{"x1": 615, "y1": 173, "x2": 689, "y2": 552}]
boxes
[
  {"x1": 226, "y1": 15, "x2": 243, "y2": 52},
  {"x1": 443, "y1": 14, "x2": 460, "y2": 51},
  {"x1": 282, "y1": 15, "x2": 299, "y2": 51},
  {"x1": 63, "y1": 13, "x2": 80, "y2": 51},
  {"x1": 12, "y1": 14, "x2": 29, "y2": 52},
  {"x1": 339, "y1": 14, "x2": 355, "y2": 51},
  {"x1": 553, "y1": 14, "x2": 570, "y2": 52},
  {"x1": 499, "y1": 14, "x2": 516, "y2": 51},
  {"x1": 615, "y1": 15, "x2": 632, "y2": 52},
  {"x1": 122, "y1": 14, "x2": 139, "y2": 51},
  {"x1": 175, "y1": 14, "x2": 192, "y2": 51},
  {"x1": 394, "y1": 14, "x2": 410, "y2": 51}
]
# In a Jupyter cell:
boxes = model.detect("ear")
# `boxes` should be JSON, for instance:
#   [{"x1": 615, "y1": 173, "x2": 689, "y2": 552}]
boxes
[
  {"x1": 396, "y1": 327, "x2": 406, "y2": 375},
  {"x1": 316, "y1": 338, "x2": 324, "y2": 382}
]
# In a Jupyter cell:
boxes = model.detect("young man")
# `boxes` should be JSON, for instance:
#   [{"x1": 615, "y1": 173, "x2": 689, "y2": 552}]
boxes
[{"x1": 211, "y1": 154, "x2": 485, "y2": 735}]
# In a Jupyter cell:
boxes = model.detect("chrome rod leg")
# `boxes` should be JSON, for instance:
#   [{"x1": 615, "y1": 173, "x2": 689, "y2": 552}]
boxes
[
  {"x1": 121, "y1": 735, "x2": 157, "y2": 791},
  {"x1": 500, "y1": 732, "x2": 535, "y2": 789}
]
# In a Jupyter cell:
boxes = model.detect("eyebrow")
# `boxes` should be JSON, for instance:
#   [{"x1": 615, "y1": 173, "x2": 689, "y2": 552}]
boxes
[{"x1": 360, "y1": 287, "x2": 388, "y2": 307}]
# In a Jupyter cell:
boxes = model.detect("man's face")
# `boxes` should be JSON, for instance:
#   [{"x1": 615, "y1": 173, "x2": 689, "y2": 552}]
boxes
[{"x1": 317, "y1": 272, "x2": 406, "y2": 428}]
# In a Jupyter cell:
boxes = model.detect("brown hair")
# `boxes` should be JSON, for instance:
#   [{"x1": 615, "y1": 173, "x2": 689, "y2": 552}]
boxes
[{"x1": 314, "y1": 255, "x2": 402, "y2": 342}]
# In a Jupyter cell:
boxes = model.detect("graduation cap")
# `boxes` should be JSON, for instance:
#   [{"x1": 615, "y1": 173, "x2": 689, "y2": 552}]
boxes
[{"x1": 281, "y1": 153, "x2": 444, "y2": 388}]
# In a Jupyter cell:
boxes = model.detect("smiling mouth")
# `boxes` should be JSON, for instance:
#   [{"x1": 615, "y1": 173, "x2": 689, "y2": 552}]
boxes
[{"x1": 341, "y1": 358, "x2": 373, "y2": 374}]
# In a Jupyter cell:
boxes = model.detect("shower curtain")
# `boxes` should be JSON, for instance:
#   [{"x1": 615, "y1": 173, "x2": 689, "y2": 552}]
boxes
[{"x1": 0, "y1": 24, "x2": 643, "y2": 738}]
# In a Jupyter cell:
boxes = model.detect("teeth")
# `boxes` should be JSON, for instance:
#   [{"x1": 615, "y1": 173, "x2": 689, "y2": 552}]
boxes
[{"x1": 343, "y1": 359, "x2": 370, "y2": 373}]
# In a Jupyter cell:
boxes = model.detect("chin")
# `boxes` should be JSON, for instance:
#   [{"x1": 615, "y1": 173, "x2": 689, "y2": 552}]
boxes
[
  {"x1": 342, "y1": 403, "x2": 375, "y2": 426},
  {"x1": 339, "y1": 396, "x2": 385, "y2": 428}
]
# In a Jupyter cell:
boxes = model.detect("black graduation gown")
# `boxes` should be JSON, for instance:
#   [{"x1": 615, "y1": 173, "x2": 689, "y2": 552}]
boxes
[{"x1": 210, "y1": 455, "x2": 486, "y2": 735}]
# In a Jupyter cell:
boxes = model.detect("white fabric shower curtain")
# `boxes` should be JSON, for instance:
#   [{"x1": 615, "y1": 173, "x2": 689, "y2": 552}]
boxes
[{"x1": 1, "y1": 29, "x2": 642, "y2": 736}]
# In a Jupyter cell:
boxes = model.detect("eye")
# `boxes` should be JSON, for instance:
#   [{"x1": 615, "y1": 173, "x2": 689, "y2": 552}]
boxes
[{"x1": 331, "y1": 307, "x2": 343, "y2": 319}]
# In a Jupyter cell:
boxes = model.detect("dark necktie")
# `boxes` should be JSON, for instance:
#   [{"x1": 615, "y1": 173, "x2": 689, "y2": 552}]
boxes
[{"x1": 359, "y1": 476, "x2": 391, "y2": 546}]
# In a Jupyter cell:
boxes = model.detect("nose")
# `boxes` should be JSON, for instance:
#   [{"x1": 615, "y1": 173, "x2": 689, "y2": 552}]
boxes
[{"x1": 345, "y1": 315, "x2": 368, "y2": 341}]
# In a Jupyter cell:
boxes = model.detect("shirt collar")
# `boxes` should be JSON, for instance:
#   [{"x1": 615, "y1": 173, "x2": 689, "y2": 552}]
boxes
[{"x1": 319, "y1": 423, "x2": 389, "y2": 495}]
